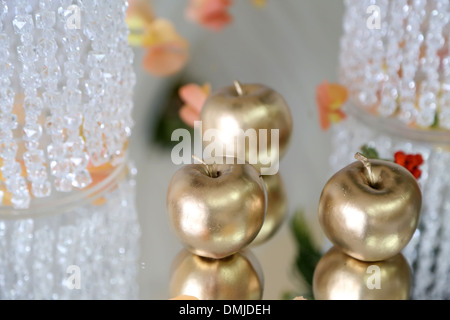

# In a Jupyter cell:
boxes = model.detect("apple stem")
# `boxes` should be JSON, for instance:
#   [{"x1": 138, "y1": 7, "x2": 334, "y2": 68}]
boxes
[
  {"x1": 234, "y1": 80, "x2": 244, "y2": 96},
  {"x1": 354, "y1": 152, "x2": 376, "y2": 186},
  {"x1": 192, "y1": 155, "x2": 217, "y2": 178}
]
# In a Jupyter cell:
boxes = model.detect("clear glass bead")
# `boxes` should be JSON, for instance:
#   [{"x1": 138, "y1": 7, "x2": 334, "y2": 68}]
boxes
[
  {"x1": 71, "y1": 169, "x2": 92, "y2": 189},
  {"x1": 23, "y1": 123, "x2": 43, "y2": 141},
  {"x1": 11, "y1": 191, "x2": 31, "y2": 209},
  {"x1": 17, "y1": 45, "x2": 38, "y2": 63},
  {"x1": 37, "y1": 37, "x2": 58, "y2": 57},
  {"x1": 0, "y1": 140, "x2": 18, "y2": 158},
  {"x1": 47, "y1": 143, "x2": 64, "y2": 160},
  {"x1": 31, "y1": 181, "x2": 51, "y2": 198},
  {"x1": 20, "y1": 72, "x2": 41, "y2": 90},
  {"x1": 87, "y1": 51, "x2": 106, "y2": 68},
  {"x1": 27, "y1": 166, "x2": 48, "y2": 182},
  {"x1": 35, "y1": 11, "x2": 56, "y2": 29},
  {"x1": 0, "y1": 87, "x2": 15, "y2": 108},
  {"x1": 54, "y1": 176, "x2": 73, "y2": 192},
  {"x1": 12, "y1": 14, "x2": 34, "y2": 35},
  {"x1": 23, "y1": 97, "x2": 44, "y2": 115}
]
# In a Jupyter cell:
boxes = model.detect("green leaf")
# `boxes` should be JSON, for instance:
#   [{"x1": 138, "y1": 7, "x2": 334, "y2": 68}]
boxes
[
  {"x1": 431, "y1": 113, "x2": 439, "y2": 129},
  {"x1": 290, "y1": 209, "x2": 322, "y2": 291},
  {"x1": 360, "y1": 145, "x2": 379, "y2": 159},
  {"x1": 150, "y1": 80, "x2": 194, "y2": 149}
]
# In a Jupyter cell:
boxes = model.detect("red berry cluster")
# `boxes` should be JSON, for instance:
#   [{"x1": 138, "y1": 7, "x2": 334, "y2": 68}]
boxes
[{"x1": 394, "y1": 151, "x2": 424, "y2": 179}]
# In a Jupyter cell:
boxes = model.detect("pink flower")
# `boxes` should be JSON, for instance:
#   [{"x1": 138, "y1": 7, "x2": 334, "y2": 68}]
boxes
[
  {"x1": 178, "y1": 83, "x2": 211, "y2": 127},
  {"x1": 186, "y1": 0, "x2": 233, "y2": 31}
]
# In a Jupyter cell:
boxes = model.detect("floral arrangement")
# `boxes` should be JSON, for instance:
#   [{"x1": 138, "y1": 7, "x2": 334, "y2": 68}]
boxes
[
  {"x1": 316, "y1": 82, "x2": 425, "y2": 180},
  {"x1": 126, "y1": 0, "x2": 266, "y2": 77},
  {"x1": 126, "y1": 0, "x2": 267, "y2": 148}
]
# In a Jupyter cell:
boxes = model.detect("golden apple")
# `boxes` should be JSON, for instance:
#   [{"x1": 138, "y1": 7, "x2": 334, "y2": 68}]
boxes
[
  {"x1": 318, "y1": 153, "x2": 422, "y2": 261},
  {"x1": 166, "y1": 156, "x2": 267, "y2": 259},
  {"x1": 200, "y1": 82, "x2": 293, "y2": 173}
]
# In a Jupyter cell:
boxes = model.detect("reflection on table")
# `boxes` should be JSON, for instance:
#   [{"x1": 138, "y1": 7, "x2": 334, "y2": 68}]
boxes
[
  {"x1": 313, "y1": 246, "x2": 412, "y2": 300},
  {"x1": 169, "y1": 249, "x2": 264, "y2": 300}
]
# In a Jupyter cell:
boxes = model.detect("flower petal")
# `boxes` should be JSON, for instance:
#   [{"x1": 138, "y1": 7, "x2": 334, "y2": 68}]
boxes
[
  {"x1": 126, "y1": 0, "x2": 156, "y2": 46},
  {"x1": 328, "y1": 84, "x2": 348, "y2": 111},
  {"x1": 186, "y1": 0, "x2": 233, "y2": 31},
  {"x1": 179, "y1": 104, "x2": 201, "y2": 128},
  {"x1": 143, "y1": 40, "x2": 189, "y2": 77},
  {"x1": 201, "y1": 0, "x2": 233, "y2": 16},
  {"x1": 316, "y1": 81, "x2": 348, "y2": 131},
  {"x1": 394, "y1": 151, "x2": 424, "y2": 180},
  {"x1": 142, "y1": 19, "x2": 184, "y2": 47},
  {"x1": 201, "y1": 12, "x2": 233, "y2": 31},
  {"x1": 127, "y1": 0, "x2": 155, "y2": 25},
  {"x1": 329, "y1": 110, "x2": 346, "y2": 124},
  {"x1": 179, "y1": 84, "x2": 209, "y2": 113}
]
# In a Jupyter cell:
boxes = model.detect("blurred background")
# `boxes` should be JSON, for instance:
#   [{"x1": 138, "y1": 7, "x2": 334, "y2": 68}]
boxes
[{"x1": 129, "y1": 0, "x2": 345, "y2": 299}]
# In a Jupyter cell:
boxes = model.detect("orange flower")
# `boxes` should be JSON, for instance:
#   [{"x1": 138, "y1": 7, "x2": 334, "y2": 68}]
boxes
[
  {"x1": 316, "y1": 81, "x2": 348, "y2": 131},
  {"x1": 186, "y1": 0, "x2": 233, "y2": 31},
  {"x1": 179, "y1": 83, "x2": 211, "y2": 127},
  {"x1": 142, "y1": 19, "x2": 190, "y2": 77}
]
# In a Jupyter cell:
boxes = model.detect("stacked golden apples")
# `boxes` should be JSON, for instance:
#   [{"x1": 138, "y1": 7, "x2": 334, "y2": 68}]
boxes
[
  {"x1": 166, "y1": 82, "x2": 293, "y2": 299},
  {"x1": 313, "y1": 152, "x2": 422, "y2": 300}
]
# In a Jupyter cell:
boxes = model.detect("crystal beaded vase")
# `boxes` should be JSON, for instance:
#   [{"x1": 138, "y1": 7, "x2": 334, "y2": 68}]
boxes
[
  {"x1": 0, "y1": 0, "x2": 140, "y2": 299},
  {"x1": 0, "y1": 0, "x2": 135, "y2": 209},
  {"x1": 335, "y1": 0, "x2": 450, "y2": 300},
  {"x1": 0, "y1": 161, "x2": 141, "y2": 299},
  {"x1": 340, "y1": 0, "x2": 450, "y2": 130}
]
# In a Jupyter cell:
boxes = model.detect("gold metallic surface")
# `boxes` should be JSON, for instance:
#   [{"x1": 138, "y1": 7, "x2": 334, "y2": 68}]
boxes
[
  {"x1": 169, "y1": 249, "x2": 264, "y2": 300},
  {"x1": 318, "y1": 159, "x2": 422, "y2": 261},
  {"x1": 200, "y1": 83, "x2": 293, "y2": 171},
  {"x1": 251, "y1": 173, "x2": 288, "y2": 246},
  {"x1": 313, "y1": 247, "x2": 412, "y2": 300},
  {"x1": 166, "y1": 158, "x2": 267, "y2": 259}
]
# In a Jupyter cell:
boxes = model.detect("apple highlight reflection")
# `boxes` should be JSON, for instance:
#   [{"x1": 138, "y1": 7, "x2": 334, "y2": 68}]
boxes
[
  {"x1": 169, "y1": 249, "x2": 264, "y2": 300},
  {"x1": 313, "y1": 247, "x2": 412, "y2": 300}
]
